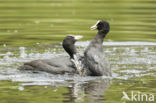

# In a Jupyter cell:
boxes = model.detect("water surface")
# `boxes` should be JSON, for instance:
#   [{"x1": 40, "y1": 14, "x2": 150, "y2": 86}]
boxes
[
  {"x1": 0, "y1": 0, "x2": 156, "y2": 103},
  {"x1": 0, "y1": 41, "x2": 156, "y2": 103}
]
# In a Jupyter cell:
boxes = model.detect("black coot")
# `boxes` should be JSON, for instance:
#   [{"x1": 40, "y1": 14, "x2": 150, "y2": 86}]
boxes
[
  {"x1": 18, "y1": 35, "x2": 83, "y2": 74},
  {"x1": 84, "y1": 20, "x2": 111, "y2": 76},
  {"x1": 19, "y1": 20, "x2": 112, "y2": 76}
]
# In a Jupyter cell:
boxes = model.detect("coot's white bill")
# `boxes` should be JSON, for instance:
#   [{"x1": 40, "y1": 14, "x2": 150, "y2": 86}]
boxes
[
  {"x1": 74, "y1": 35, "x2": 83, "y2": 40},
  {"x1": 90, "y1": 20, "x2": 100, "y2": 30},
  {"x1": 68, "y1": 35, "x2": 83, "y2": 40}
]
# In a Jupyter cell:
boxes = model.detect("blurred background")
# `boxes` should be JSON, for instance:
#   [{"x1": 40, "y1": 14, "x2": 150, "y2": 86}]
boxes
[
  {"x1": 0, "y1": 1, "x2": 156, "y2": 103},
  {"x1": 0, "y1": 0, "x2": 156, "y2": 47}
]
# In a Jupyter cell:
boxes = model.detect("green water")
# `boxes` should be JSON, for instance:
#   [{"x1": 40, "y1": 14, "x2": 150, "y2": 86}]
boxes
[
  {"x1": 0, "y1": 0, "x2": 156, "y2": 47},
  {"x1": 0, "y1": 0, "x2": 156, "y2": 103}
]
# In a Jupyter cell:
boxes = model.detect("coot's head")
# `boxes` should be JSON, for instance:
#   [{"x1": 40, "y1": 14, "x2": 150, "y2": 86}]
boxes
[
  {"x1": 91, "y1": 20, "x2": 110, "y2": 34},
  {"x1": 62, "y1": 35, "x2": 83, "y2": 59}
]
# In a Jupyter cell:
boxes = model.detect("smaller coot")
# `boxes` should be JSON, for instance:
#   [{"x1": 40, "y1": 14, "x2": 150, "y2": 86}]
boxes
[{"x1": 18, "y1": 35, "x2": 83, "y2": 74}]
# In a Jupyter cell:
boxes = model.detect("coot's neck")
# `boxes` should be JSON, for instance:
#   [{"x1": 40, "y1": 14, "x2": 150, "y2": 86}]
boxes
[
  {"x1": 69, "y1": 46, "x2": 76, "y2": 59},
  {"x1": 70, "y1": 52, "x2": 76, "y2": 59},
  {"x1": 92, "y1": 29, "x2": 107, "y2": 45},
  {"x1": 63, "y1": 43, "x2": 76, "y2": 59}
]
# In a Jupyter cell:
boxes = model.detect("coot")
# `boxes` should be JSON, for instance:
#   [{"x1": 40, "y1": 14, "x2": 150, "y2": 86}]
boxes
[
  {"x1": 84, "y1": 20, "x2": 111, "y2": 76},
  {"x1": 18, "y1": 35, "x2": 83, "y2": 74}
]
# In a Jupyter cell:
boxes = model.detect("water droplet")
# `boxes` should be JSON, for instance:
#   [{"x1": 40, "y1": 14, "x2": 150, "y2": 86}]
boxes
[
  {"x1": 19, "y1": 47, "x2": 27, "y2": 58},
  {"x1": 18, "y1": 86, "x2": 24, "y2": 91},
  {"x1": 125, "y1": 48, "x2": 130, "y2": 52},
  {"x1": 53, "y1": 89, "x2": 57, "y2": 92},
  {"x1": 34, "y1": 20, "x2": 40, "y2": 24},
  {"x1": 6, "y1": 52, "x2": 13, "y2": 55},
  {"x1": 3, "y1": 44, "x2": 6, "y2": 47},
  {"x1": 14, "y1": 30, "x2": 18, "y2": 33},
  {"x1": 36, "y1": 42, "x2": 40, "y2": 45},
  {"x1": 113, "y1": 47, "x2": 117, "y2": 51}
]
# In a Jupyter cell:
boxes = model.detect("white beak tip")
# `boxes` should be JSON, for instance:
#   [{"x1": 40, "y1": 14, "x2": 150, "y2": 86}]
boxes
[
  {"x1": 90, "y1": 25, "x2": 97, "y2": 30},
  {"x1": 74, "y1": 35, "x2": 83, "y2": 40},
  {"x1": 90, "y1": 20, "x2": 101, "y2": 30},
  {"x1": 67, "y1": 34, "x2": 83, "y2": 40}
]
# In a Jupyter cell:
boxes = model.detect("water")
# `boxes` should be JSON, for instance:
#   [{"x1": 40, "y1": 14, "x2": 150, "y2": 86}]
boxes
[
  {"x1": 0, "y1": 41, "x2": 156, "y2": 103},
  {"x1": 0, "y1": 0, "x2": 156, "y2": 103}
]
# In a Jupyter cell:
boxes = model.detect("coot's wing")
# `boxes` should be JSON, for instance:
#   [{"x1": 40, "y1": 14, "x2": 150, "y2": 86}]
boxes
[
  {"x1": 84, "y1": 48, "x2": 111, "y2": 76},
  {"x1": 18, "y1": 57, "x2": 76, "y2": 74}
]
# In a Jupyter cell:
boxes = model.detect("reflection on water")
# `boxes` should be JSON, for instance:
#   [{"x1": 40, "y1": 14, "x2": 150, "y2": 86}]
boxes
[
  {"x1": 0, "y1": 41, "x2": 156, "y2": 103},
  {"x1": 65, "y1": 79, "x2": 110, "y2": 103}
]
